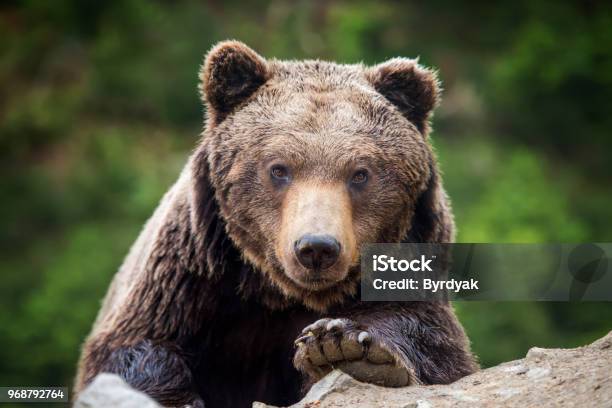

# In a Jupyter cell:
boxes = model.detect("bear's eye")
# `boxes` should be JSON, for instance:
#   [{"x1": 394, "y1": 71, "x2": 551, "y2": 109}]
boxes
[
  {"x1": 270, "y1": 165, "x2": 290, "y2": 182},
  {"x1": 350, "y1": 169, "x2": 368, "y2": 185}
]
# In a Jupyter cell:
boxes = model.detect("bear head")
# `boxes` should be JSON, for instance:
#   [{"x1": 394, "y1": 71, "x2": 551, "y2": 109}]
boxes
[{"x1": 190, "y1": 41, "x2": 452, "y2": 311}]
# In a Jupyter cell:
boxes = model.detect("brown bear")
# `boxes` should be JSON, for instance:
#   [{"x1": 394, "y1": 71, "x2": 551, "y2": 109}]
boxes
[{"x1": 75, "y1": 41, "x2": 478, "y2": 407}]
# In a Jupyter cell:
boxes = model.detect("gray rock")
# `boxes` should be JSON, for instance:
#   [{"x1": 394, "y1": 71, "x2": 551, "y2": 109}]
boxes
[
  {"x1": 74, "y1": 373, "x2": 161, "y2": 408},
  {"x1": 256, "y1": 330, "x2": 612, "y2": 408}
]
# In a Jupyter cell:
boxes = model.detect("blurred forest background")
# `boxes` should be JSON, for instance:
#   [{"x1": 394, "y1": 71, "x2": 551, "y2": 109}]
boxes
[{"x1": 1, "y1": 0, "x2": 611, "y2": 390}]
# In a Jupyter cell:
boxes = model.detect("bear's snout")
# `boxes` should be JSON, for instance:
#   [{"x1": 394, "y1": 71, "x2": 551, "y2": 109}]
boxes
[
  {"x1": 294, "y1": 234, "x2": 341, "y2": 271},
  {"x1": 276, "y1": 181, "x2": 356, "y2": 290}
]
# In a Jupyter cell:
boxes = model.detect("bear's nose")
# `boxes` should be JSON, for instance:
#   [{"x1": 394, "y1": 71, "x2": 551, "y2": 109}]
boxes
[{"x1": 294, "y1": 234, "x2": 341, "y2": 271}]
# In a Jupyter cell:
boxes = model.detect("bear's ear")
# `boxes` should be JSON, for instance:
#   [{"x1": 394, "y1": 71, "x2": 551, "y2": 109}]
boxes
[
  {"x1": 366, "y1": 58, "x2": 441, "y2": 136},
  {"x1": 200, "y1": 41, "x2": 269, "y2": 124}
]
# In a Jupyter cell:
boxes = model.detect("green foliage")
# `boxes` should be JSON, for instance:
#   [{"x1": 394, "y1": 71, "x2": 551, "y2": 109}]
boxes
[
  {"x1": 0, "y1": 0, "x2": 611, "y2": 389},
  {"x1": 437, "y1": 141, "x2": 587, "y2": 243}
]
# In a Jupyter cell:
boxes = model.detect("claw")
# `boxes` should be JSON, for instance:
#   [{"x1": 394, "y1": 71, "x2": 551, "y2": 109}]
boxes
[
  {"x1": 294, "y1": 333, "x2": 312, "y2": 346},
  {"x1": 302, "y1": 318, "x2": 332, "y2": 334},
  {"x1": 325, "y1": 318, "x2": 346, "y2": 332},
  {"x1": 357, "y1": 331, "x2": 371, "y2": 344}
]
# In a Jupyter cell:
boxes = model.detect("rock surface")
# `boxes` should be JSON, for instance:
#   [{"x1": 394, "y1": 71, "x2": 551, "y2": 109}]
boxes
[
  {"x1": 258, "y1": 330, "x2": 612, "y2": 408},
  {"x1": 74, "y1": 373, "x2": 161, "y2": 408},
  {"x1": 75, "y1": 331, "x2": 611, "y2": 407}
]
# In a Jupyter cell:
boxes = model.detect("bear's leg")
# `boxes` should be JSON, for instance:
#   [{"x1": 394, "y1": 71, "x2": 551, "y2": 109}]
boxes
[
  {"x1": 293, "y1": 302, "x2": 478, "y2": 387},
  {"x1": 97, "y1": 340, "x2": 204, "y2": 407}
]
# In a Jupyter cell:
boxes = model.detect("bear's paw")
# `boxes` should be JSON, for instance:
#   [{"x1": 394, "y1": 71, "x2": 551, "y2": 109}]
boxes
[{"x1": 293, "y1": 318, "x2": 416, "y2": 387}]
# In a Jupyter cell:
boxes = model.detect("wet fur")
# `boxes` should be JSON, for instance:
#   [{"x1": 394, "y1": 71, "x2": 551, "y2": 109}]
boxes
[{"x1": 75, "y1": 41, "x2": 477, "y2": 407}]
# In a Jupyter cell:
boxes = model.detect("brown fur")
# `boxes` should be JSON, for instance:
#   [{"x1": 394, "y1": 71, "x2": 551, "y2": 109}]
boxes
[{"x1": 75, "y1": 41, "x2": 477, "y2": 407}]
